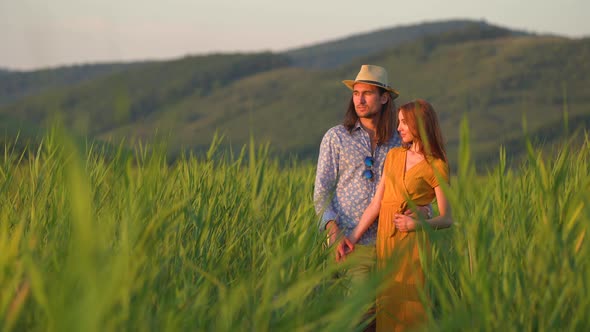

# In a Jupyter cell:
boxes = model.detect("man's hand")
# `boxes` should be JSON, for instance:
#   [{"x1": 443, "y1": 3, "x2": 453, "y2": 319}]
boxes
[
  {"x1": 404, "y1": 205, "x2": 431, "y2": 219},
  {"x1": 394, "y1": 213, "x2": 419, "y2": 233},
  {"x1": 326, "y1": 220, "x2": 339, "y2": 245}
]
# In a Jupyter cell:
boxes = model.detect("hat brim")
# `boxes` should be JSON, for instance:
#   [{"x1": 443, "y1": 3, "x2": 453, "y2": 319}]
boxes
[{"x1": 342, "y1": 80, "x2": 399, "y2": 99}]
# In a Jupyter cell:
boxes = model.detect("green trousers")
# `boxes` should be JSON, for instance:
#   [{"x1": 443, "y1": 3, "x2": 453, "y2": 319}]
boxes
[
  {"x1": 344, "y1": 244, "x2": 377, "y2": 331},
  {"x1": 345, "y1": 244, "x2": 376, "y2": 290}
]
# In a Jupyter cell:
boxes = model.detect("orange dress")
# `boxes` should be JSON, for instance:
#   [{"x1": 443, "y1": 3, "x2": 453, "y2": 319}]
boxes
[{"x1": 376, "y1": 147, "x2": 449, "y2": 332}]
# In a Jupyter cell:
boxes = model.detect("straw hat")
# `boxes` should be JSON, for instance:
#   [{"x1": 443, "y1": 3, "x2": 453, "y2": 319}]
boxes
[{"x1": 342, "y1": 64, "x2": 399, "y2": 99}]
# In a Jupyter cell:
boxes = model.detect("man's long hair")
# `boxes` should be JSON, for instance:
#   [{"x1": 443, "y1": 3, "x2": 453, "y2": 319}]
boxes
[
  {"x1": 398, "y1": 99, "x2": 447, "y2": 163},
  {"x1": 342, "y1": 87, "x2": 397, "y2": 145}
]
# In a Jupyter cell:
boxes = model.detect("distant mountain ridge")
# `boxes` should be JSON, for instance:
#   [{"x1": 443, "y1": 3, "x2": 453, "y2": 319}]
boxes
[
  {"x1": 285, "y1": 20, "x2": 530, "y2": 69},
  {"x1": 0, "y1": 19, "x2": 588, "y2": 170}
]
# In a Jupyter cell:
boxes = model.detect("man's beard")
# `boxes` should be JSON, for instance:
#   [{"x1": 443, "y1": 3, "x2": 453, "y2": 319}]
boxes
[{"x1": 357, "y1": 109, "x2": 379, "y2": 119}]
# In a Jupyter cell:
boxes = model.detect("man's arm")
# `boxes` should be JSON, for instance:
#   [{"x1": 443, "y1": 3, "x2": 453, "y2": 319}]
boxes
[
  {"x1": 313, "y1": 130, "x2": 339, "y2": 232},
  {"x1": 314, "y1": 130, "x2": 354, "y2": 261}
]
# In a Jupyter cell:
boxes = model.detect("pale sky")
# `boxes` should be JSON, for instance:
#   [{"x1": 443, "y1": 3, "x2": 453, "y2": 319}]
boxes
[{"x1": 1, "y1": 0, "x2": 588, "y2": 70}]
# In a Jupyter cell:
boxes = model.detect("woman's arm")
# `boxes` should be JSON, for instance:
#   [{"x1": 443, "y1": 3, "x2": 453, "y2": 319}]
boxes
[
  {"x1": 426, "y1": 186, "x2": 452, "y2": 229},
  {"x1": 349, "y1": 176, "x2": 385, "y2": 244}
]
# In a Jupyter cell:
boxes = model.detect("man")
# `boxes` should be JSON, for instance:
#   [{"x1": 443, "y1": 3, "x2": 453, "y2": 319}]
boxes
[
  {"x1": 314, "y1": 64, "x2": 400, "y2": 262},
  {"x1": 313, "y1": 64, "x2": 400, "y2": 331}
]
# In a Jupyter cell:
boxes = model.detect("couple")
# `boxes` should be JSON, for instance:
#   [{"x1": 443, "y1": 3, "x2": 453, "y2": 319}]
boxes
[{"x1": 314, "y1": 65, "x2": 453, "y2": 331}]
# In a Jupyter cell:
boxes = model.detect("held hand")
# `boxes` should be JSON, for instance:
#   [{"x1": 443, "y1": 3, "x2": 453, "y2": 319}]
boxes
[
  {"x1": 335, "y1": 237, "x2": 354, "y2": 262},
  {"x1": 394, "y1": 214, "x2": 419, "y2": 233}
]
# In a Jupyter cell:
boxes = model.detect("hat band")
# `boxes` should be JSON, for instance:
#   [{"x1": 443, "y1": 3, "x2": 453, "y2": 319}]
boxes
[{"x1": 356, "y1": 79, "x2": 390, "y2": 89}]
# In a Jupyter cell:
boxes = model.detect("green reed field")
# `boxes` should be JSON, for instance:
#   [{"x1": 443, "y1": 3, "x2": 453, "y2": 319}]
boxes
[{"x1": 0, "y1": 125, "x2": 589, "y2": 331}]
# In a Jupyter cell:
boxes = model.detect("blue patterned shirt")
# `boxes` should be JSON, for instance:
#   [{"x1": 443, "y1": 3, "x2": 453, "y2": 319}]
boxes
[{"x1": 313, "y1": 122, "x2": 401, "y2": 245}]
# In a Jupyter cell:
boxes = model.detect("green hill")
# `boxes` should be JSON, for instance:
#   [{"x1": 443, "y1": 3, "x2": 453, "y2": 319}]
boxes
[
  {"x1": 101, "y1": 32, "x2": 590, "y2": 168},
  {"x1": 3, "y1": 53, "x2": 291, "y2": 135},
  {"x1": 0, "y1": 62, "x2": 141, "y2": 106},
  {"x1": 0, "y1": 21, "x2": 588, "y2": 171}
]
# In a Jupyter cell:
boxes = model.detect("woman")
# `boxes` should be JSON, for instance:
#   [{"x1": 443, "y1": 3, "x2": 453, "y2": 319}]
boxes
[{"x1": 346, "y1": 99, "x2": 453, "y2": 331}]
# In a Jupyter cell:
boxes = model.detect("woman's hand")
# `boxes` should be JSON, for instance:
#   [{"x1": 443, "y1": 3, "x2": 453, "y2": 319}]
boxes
[
  {"x1": 394, "y1": 214, "x2": 419, "y2": 232},
  {"x1": 336, "y1": 237, "x2": 354, "y2": 262}
]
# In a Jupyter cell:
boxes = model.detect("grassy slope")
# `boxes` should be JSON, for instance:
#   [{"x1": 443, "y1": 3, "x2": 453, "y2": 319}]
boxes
[
  {"x1": 99, "y1": 35, "x2": 590, "y2": 169},
  {"x1": 1, "y1": 53, "x2": 291, "y2": 135},
  {"x1": 0, "y1": 62, "x2": 141, "y2": 106},
  {"x1": 372, "y1": 35, "x2": 590, "y2": 166}
]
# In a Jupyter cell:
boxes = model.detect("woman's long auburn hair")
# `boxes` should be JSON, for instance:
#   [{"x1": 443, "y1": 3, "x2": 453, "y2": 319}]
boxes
[
  {"x1": 398, "y1": 99, "x2": 447, "y2": 163},
  {"x1": 343, "y1": 87, "x2": 397, "y2": 145}
]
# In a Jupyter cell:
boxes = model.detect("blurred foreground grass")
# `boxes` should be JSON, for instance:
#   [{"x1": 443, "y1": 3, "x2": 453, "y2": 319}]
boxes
[{"x1": 0, "y1": 127, "x2": 588, "y2": 331}]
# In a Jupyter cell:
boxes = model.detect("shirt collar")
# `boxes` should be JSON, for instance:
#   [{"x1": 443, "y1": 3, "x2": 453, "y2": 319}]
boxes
[{"x1": 353, "y1": 120, "x2": 363, "y2": 131}]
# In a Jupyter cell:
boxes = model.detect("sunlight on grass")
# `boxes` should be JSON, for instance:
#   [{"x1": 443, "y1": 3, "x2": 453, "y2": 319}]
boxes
[{"x1": 0, "y1": 127, "x2": 588, "y2": 331}]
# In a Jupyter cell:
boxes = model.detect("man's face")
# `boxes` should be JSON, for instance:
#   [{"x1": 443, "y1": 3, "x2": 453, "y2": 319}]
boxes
[{"x1": 352, "y1": 83, "x2": 388, "y2": 119}]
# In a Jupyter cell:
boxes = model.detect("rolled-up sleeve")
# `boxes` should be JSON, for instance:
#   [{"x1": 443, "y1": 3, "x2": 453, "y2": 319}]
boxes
[{"x1": 314, "y1": 129, "x2": 339, "y2": 231}]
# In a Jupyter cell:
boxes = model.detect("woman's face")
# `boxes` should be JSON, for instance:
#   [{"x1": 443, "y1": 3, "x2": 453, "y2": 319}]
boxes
[{"x1": 397, "y1": 111, "x2": 415, "y2": 144}]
